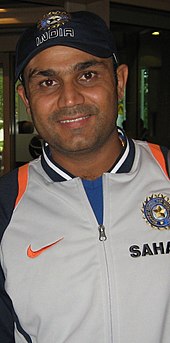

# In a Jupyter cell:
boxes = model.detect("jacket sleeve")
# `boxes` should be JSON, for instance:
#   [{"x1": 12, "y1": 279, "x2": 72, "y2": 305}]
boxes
[
  {"x1": 0, "y1": 168, "x2": 19, "y2": 342},
  {"x1": 0, "y1": 265, "x2": 15, "y2": 342}
]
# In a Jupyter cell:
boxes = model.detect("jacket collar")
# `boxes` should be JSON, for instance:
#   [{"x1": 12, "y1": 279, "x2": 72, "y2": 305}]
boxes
[{"x1": 41, "y1": 128, "x2": 135, "y2": 182}]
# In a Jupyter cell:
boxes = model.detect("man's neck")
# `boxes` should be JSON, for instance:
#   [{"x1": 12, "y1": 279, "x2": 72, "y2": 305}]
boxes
[{"x1": 50, "y1": 132, "x2": 123, "y2": 180}]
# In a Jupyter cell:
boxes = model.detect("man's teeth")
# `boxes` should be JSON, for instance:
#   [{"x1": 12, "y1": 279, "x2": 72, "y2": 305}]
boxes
[{"x1": 60, "y1": 116, "x2": 89, "y2": 123}]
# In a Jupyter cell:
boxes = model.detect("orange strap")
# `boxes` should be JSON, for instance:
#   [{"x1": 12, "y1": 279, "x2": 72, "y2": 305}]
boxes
[
  {"x1": 148, "y1": 143, "x2": 169, "y2": 178},
  {"x1": 168, "y1": 150, "x2": 170, "y2": 177},
  {"x1": 15, "y1": 164, "x2": 29, "y2": 208}
]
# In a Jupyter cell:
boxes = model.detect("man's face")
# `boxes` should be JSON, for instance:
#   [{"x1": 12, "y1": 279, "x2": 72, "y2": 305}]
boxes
[{"x1": 18, "y1": 46, "x2": 127, "y2": 158}]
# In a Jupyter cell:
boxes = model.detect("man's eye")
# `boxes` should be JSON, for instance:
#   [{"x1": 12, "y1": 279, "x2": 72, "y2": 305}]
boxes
[
  {"x1": 40, "y1": 79, "x2": 57, "y2": 87},
  {"x1": 80, "y1": 71, "x2": 96, "y2": 81}
]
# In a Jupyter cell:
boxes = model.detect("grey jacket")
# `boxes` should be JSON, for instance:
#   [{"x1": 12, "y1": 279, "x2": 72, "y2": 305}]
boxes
[{"x1": 0, "y1": 135, "x2": 170, "y2": 342}]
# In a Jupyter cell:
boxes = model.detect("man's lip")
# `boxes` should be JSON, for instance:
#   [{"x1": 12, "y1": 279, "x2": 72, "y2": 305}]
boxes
[{"x1": 58, "y1": 114, "x2": 92, "y2": 124}]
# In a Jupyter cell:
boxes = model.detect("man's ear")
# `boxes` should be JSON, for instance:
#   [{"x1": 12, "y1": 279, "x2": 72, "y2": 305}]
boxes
[
  {"x1": 117, "y1": 64, "x2": 128, "y2": 101},
  {"x1": 17, "y1": 84, "x2": 31, "y2": 115}
]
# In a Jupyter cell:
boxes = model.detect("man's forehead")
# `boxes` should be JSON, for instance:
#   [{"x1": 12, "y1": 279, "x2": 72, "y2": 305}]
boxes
[
  {"x1": 24, "y1": 46, "x2": 111, "y2": 77},
  {"x1": 26, "y1": 61, "x2": 111, "y2": 82}
]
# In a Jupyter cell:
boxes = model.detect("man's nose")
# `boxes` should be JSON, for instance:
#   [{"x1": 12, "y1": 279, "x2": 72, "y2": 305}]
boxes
[{"x1": 57, "y1": 81, "x2": 85, "y2": 109}]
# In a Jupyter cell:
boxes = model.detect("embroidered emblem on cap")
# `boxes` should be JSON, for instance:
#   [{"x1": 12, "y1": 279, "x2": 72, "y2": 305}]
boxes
[
  {"x1": 37, "y1": 10, "x2": 71, "y2": 30},
  {"x1": 142, "y1": 194, "x2": 170, "y2": 230}
]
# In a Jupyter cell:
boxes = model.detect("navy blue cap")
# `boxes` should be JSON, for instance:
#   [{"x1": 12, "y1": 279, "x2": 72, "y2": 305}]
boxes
[{"x1": 15, "y1": 10, "x2": 118, "y2": 81}]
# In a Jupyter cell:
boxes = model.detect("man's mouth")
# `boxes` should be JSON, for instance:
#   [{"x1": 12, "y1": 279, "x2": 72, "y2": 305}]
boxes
[{"x1": 59, "y1": 115, "x2": 90, "y2": 124}]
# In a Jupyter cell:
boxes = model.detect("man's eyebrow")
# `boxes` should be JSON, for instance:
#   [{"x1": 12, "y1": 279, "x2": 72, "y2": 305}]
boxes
[
  {"x1": 28, "y1": 60, "x2": 107, "y2": 80},
  {"x1": 28, "y1": 69, "x2": 56, "y2": 79},
  {"x1": 74, "y1": 60, "x2": 106, "y2": 71}
]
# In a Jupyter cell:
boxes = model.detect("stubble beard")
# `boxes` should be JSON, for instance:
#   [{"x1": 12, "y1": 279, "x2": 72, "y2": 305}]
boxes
[{"x1": 31, "y1": 104, "x2": 117, "y2": 157}]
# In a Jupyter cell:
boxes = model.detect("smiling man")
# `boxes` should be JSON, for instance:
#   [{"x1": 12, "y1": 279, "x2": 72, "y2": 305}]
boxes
[
  {"x1": 0, "y1": 9, "x2": 170, "y2": 343},
  {"x1": 18, "y1": 45, "x2": 126, "y2": 179}
]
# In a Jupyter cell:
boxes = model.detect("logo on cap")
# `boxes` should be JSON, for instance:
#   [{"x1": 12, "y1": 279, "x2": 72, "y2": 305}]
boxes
[
  {"x1": 142, "y1": 193, "x2": 170, "y2": 230},
  {"x1": 37, "y1": 10, "x2": 71, "y2": 30}
]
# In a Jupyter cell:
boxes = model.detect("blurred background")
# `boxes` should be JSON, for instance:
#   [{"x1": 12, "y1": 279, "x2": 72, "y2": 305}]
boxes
[{"x1": 0, "y1": 0, "x2": 170, "y2": 174}]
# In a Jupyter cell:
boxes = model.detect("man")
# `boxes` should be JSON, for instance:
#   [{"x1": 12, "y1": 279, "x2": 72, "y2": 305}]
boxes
[{"x1": 0, "y1": 9, "x2": 170, "y2": 343}]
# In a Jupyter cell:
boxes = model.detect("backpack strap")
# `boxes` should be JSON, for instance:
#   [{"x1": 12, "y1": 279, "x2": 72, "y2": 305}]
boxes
[{"x1": 148, "y1": 143, "x2": 169, "y2": 178}]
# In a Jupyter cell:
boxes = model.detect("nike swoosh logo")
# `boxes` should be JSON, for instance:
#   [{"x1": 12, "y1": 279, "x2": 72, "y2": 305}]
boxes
[{"x1": 27, "y1": 237, "x2": 64, "y2": 258}]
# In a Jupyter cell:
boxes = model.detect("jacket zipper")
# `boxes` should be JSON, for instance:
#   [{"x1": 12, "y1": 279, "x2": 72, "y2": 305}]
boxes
[
  {"x1": 98, "y1": 224, "x2": 107, "y2": 241},
  {"x1": 98, "y1": 224, "x2": 113, "y2": 342}
]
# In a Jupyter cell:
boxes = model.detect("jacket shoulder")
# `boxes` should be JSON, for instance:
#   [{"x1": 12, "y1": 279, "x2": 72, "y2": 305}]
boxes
[{"x1": 147, "y1": 142, "x2": 170, "y2": 178}]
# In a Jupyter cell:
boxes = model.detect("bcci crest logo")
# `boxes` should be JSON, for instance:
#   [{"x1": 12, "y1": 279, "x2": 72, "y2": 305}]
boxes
[
  {"x1": 142, "y1": 194, "x2": 170, "y2": 230},
  {"x1": 37, "y1": 10, "x2": 71, "y2": 30}
]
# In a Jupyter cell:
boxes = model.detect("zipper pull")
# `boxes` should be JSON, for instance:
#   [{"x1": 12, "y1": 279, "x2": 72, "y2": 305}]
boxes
[{"x1": 98, "y1": 225, "x2": 107, "y2": 241}]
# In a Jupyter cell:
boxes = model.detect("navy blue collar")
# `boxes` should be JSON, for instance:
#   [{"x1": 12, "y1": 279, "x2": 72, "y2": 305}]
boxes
[{"x1": 41, "y1": 128, "x2": 135, "y2": 182}]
